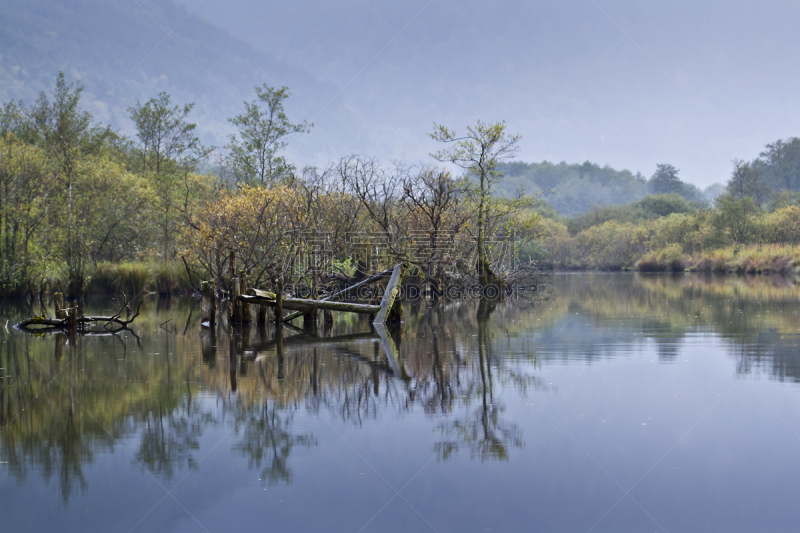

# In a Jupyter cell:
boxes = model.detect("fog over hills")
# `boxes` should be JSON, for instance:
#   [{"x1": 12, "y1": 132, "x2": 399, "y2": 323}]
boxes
[
  {"x1": 0, "y1": 0, "x2": 364, "y2": 162},
  {"x1": 4, "y1": 0, "x2": 800, "y2": 194},
  {"x1": 176, "y1": 0, "x2": 800, "y2": 187}
]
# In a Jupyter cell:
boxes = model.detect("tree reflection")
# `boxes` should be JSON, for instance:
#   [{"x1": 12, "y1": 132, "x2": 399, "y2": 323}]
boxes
[
  {"x1": 2, "y1": 295, "x2": 544, "y2": 502},
  {"x1": 232, "y1": 401, "x2": 314, "y2": 486},
  {"x1": 433, "y1": 302, "x2": 524, "y2": 462},
  {"x1": 134, "y1": 399, "x2": 214, "y2": 481}
]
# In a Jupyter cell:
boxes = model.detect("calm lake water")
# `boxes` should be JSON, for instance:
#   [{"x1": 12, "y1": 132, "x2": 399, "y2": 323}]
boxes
[{"x1": 2, "y1": 272, "x2": 800, "y2": 532}]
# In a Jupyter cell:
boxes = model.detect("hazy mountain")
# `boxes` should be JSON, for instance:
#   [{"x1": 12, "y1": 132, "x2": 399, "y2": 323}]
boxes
[
  {"x1": 6, "y1": 0, "x2": 800, "y2": 190},
  {"x1": 0, "y1": 0, "x2": 366, "y2": 162}
]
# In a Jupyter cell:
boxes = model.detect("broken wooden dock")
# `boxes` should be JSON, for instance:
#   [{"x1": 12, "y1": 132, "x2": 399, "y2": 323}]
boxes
[
  {"x1": 210, "y1": 262, "x2": 406, "y2": 327},
  {"x1": 234, "y1": 263, "x2": 405, "y2": 324}
]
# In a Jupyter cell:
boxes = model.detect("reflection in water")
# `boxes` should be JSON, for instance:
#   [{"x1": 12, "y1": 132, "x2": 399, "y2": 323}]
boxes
[
  {"x1": 2, "y1": 272, "x2": 800, "y2": 513},
  {"x1": 232, "y1": 401, "x2": 314, "y2": 486},
  {"x1": 435, "y1": 307, "x2": 524, "y2": 462}
]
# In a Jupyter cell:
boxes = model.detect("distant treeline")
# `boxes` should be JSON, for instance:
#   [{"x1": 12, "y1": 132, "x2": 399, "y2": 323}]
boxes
[
  {"x1": 497, "y1": 160, "x2": 721, "y2": 216},
  {"x1": 528, "y1": 138, "x2": 800, "y2": 273}
]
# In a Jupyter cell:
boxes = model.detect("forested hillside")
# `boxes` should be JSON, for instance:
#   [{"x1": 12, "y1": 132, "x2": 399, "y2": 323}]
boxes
[
  {"x1": 496, "y1": 161, "x2": 648, "y2": 215},
  {"x1": 496, "y1": 160, "x2": 717, "y2": 215},
  {"x1": 528, "y1": 137, "x2": 800, "y2": 272}
]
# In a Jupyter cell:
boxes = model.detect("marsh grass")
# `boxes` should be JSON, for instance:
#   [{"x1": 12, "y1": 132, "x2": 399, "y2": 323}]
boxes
[
  {"x1": 635, "y1": 244, "x2": 688, "y2": 272},
  {"x1": 635, "y1": 244, "x2": 800, "y2": 274},
  {"x1": 87, "y1": 262, "x2": 195, "y2": 295}
]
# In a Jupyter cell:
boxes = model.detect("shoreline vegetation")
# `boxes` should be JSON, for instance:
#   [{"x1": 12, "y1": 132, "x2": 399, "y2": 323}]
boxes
[
  {"x1": 43, "y1": 248, "x2": 800, "y2": 301},
  {"x1": 81, "y1": 244, "x2": 800, "y2": 300},
  {"x1": 3, "y1": 73, "x2": 800, "y2": 301},
  {"x1": 0, "y1": 75, "x2": 545, "y2": 301}
]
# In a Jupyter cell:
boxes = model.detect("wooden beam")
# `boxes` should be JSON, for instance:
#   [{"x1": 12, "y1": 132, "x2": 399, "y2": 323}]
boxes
[
  {"x1": 373, "y1": 264, "x2": 405, "y2": 324},
  {"x1": 282, "y1": 267, "x2": 393, "y2": 323},
  {"x1": 238, "y1": 294, "x2": 380, "y2": 315}
]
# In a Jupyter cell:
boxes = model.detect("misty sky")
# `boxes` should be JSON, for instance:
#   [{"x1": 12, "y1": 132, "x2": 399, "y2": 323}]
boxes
[{"x1": 169, "y1": 0, "x2": 800, "y2": 188}]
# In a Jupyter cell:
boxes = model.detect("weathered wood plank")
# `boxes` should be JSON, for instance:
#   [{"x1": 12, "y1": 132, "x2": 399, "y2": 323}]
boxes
[
  {"x1": 282, "y1": 267, "x2": 393, "y2": 323},
  {"x1": 373, "y1": 264, "x2": 405, "y2": 324},
  {"x1": 238, "y1": 294, "x2": 380, "y2": 314}
]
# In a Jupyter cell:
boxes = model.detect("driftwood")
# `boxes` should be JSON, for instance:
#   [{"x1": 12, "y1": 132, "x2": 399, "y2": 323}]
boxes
[{"x1": 15, "y1": 300, "x2": 143, "y2": 332}]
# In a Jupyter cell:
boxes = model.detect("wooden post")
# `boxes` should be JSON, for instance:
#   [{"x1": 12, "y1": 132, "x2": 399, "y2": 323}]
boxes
[
  {"x1": 229, "y1": 276, "x2": 241, "y2": 323},
  {"x1": 304, "y1": 249, "x2": 318, "y2": 331},
  {"x1": 303, "y1": 308, "x2": 318, "y2": 334},
  {"x1": 68, "y1": 299, "x2": 78, "y2": 328},
  {"x1": 201, "y1": 280, "x2": 217, "y2": 326},
  {"x1": 256, "y1": 303, "x2": 267, "y2": 324},
  {"x1": 54, "y1": 292, "x2": 66, "y2": 319},
  {"x1": 274, "y1": 279, "x2": 283, "y2": 325},
  {"x1": 373, "y1": 264, "x2": 405, "y2": 324},
  {"x1": 239, "y1": 271, "x2": 252, "y2": 324}
]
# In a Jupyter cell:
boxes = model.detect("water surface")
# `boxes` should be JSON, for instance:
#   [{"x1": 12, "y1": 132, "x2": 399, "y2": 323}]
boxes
[{"x1": 2, "y1": 273, "x2": 800, "y2": 532}]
